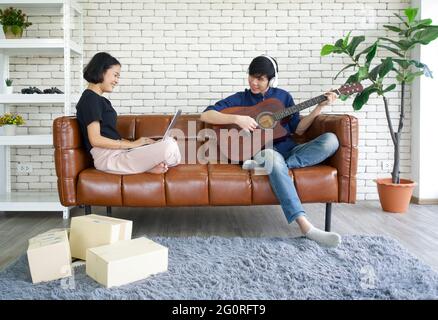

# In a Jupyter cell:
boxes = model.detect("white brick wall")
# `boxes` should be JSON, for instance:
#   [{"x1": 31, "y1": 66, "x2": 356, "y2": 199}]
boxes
[{"x1": 9, "y1": 0, "x2": 413, "y2": 200}]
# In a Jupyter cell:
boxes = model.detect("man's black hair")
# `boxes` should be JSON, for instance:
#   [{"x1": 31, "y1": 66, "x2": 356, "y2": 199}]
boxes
[
  {"x1": 83, "y1": 52, "x2": 121, "y2": 84},
  {"x1": 248, "y1": 56, "x2": 278, "y2": 80}
]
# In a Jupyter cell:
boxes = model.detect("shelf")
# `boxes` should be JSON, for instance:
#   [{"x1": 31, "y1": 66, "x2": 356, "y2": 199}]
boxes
[
  {"x1": 0, "y1": 0, "x2": 81, "y2": 14},
  {"x1": 0, "y1": 191, "x2": 64, "y2": 211},
  {"x1": 0, "y1": 135, "x2": 52, "y2": 146},
  {"x1": 0, "y1": 93, "x2": 79, "y2": 104},
  {"x1": 0, "y1": 39, "x2": 82, "y2": 56}
]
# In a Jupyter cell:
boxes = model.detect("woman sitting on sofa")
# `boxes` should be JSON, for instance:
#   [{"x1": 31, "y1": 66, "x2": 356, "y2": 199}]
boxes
[{"x1": 76, "y1": 52, "x2": 181, "y2": 175}]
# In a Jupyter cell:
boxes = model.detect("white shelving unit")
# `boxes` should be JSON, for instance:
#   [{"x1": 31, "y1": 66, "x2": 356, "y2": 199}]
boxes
[{"x1": 0, "y1": 0, "x2": 83, "y2": 219}]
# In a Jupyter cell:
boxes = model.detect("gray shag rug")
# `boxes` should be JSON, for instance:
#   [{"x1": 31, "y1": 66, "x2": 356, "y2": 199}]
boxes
[{"x1": 1, "y1": 235, "x2": 437, "y2": 300}]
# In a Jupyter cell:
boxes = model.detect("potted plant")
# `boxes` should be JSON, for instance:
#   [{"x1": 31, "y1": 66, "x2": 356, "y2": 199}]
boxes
[
  {"x1": 320, "y1": 7, "x2": 438, "y2": 213},
  {"x1": 0, "y1": 112, "x2": 25, "y2": 136},
  {"x1": 0, "y1": 7, "x2": 32, "y2": 39},
  {"x1": 5, "y1": 78, "x2": 13, "y2": 94}
]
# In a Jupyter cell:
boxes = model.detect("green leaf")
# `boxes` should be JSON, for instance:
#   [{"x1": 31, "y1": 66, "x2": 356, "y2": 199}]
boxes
[
  {"x1": 404, "y1": 8, "x2": 418, "y2": 24},
  {"x1": 347, "y1": 36, "x2": 365, "y2": 56},
  {"x1": 354, "y1": 42, "x2": 376, "y2": 61},
  {"x1": 335, "y1": 38, "x2": 344, "y2": 49},
  {"x1": 407, "y1": 19, "x2": 433, "y2": 36},
  {"x1": 333, "y1": 63, "x2": 356, "y2": 80},
  {"x1": 365, "y1": 42, "x2": 378, "y2": 67},
  {"x1": 394, "y1": 13, "x2": 410, "y2": 28},
  {"x1": 352, "y1": 86, "x2": 378, "y2": 110},
  {"x1": 379, "y1": 57, "x2": 394, "y2": 78},
  {"x1": 383, "y1": 84, "x2": 396, "y2": 93},
  {"x1": 368, "y1": 64, "x2": 381, "y2": 81},
  {"x1": 345, "y1": 72, "x2": 359, "y2": 84},
  {"x1": 340, "y1": 94, "x2": 349, "y2": 101},
  {"x1": 416, "y1": 19, "x2": 432, "y2": 26},
  {"x1": 393, "y1": 59, "x2": 410, "y2": 69},
  {"x1": 413, "y1": 26, "x2": 438, "y2": 45},
  {"x1": 321, "y1": 44, "x2": 336, "y2": 56},
  {"x1": 396, "y1": 74, "x2": 405, "y2": 82},
  {"x1": 379, "y1": 37, "x2": 407, "y2": 50},
  {"x1": 383, "y1": 25, "x2": 402, "y2": 33},
  {"x1": 405, "y1": 71, "x2": 424, "y2": 83},
  {"x1": 378, "y1": 44, "x2": 403, "y2": 57},
  {"x1": 358, "y1": 66, "x2": 368, "y2": 80},
  {"x1": 393, "y1": 59, "x2": 434, "y2": 77},
  {"x1": 408, "y1": 60, "x2": 433, "y2": 78},
  {"x1": 343, "y1": 31, "x2": 352, "y2": 48},
  {"x1": 399, "y1": 39, "x2": 415, "y2": 50}
]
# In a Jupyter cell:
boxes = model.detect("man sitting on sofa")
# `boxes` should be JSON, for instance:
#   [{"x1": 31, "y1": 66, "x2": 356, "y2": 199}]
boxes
[{"x1": 200, "y1": 55, "x2": 341, "y2": 248}]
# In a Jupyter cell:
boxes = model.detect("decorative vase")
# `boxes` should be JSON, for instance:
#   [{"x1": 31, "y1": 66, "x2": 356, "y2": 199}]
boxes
[
  {"x1": 375, "y1": 178, "x2": 417, "y2": 213},
  {"x1": 2, "y1": 124, "x2": 17, "y2": 136},
  {"x1": 5, "y1": 86, "x2": 13, "y2": 94},
  {"x1": 3, "y1": 25, "x2": 23, "y2": 39}
]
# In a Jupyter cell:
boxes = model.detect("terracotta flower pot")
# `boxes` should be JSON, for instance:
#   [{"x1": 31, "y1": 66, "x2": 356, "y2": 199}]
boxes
[{"x1": 374, "y1": 178, "x2": 417, "y2": 213}]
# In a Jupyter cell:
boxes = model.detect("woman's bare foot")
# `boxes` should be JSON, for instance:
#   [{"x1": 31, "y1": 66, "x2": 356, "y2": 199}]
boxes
[{"x1": 147, "y1": 162, "x2": 168, "y2": 174}]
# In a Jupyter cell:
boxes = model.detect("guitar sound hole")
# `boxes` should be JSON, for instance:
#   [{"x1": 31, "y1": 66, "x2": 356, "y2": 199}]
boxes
[{"x1": 258, "y1": 114, "x2": 275, "y2": 129}]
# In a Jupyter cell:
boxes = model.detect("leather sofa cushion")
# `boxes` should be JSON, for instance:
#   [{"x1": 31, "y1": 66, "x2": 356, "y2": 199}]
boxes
[
  {"x1": 208, "y1": 164, "x2": 252, "y2": 205},
  {"x1": 165, "y1": 164, "x2": 209, "y2": 206},
  {"x1": 77, "y1": 169, "x2": 123, "y2": 206}
]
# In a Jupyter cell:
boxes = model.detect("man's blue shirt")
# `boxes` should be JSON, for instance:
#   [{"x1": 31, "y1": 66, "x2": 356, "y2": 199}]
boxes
[{"x1": 203, "y1": 87, "x2": 300, "y2": 158}]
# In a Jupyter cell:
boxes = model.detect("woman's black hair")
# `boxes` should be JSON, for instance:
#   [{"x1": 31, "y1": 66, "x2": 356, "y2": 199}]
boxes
[
  {"x1": 248, "y1": 56, "x2": 278, "y2": 80},
  {"x1": 83, "y1": 52, "x2": 121, "y2": 84}
]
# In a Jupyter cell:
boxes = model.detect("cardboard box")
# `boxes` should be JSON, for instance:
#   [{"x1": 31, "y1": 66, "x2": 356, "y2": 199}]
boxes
[
  {"x1": 27, "y1": 229, "x2": 72, "y2": 284},
  {"x1": 86, "y1": 237, "x2": 168, "y2": 288},
  {"x1": 69, "y1": 214, "x2": 132, "y2": 260}
]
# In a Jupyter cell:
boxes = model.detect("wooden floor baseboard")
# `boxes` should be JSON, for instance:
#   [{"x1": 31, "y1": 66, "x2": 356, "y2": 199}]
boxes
[{"x1": 412, "y1": 196, "x2": 438, "y2": 205}]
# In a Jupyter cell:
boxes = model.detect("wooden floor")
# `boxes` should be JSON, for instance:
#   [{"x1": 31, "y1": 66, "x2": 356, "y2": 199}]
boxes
[{"x1": 1, "y1": 201, "x2": 438, "y2": 272}]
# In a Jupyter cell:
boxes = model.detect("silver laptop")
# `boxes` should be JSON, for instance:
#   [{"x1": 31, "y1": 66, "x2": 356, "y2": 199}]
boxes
[
  {"x1": 162, "y1": 109, "x2": 182, "y2": 139},
  {"x1": 128, "y1": 109, "x2": 182, "y2": 151}
]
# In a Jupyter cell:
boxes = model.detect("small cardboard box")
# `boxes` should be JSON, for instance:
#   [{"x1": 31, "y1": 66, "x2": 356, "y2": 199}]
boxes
[
  {"x1": 27, "y1": 229, "x2": 72, "y2": 284},
  {"x1": 69, "y1": 214, "x2": 132, "y2": 260},
  {"x1": 86, "y1": 237, "x2": 168, "y2": 288}
]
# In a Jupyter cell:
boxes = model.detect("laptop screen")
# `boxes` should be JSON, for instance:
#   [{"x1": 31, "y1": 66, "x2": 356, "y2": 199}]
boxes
[{"x1": 162, "y1": 109, "x2": 182, "y2": 139}]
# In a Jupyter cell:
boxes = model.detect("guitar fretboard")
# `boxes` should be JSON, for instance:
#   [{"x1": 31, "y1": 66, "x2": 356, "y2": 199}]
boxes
[{"x1": 273, "y1": 94, "x2": 327, "y2": 121}]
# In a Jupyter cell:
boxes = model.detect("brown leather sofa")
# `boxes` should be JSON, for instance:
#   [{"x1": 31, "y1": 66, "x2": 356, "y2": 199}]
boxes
[{"x1": 53, "y1": 114, "x2": 358, "y2": 231}]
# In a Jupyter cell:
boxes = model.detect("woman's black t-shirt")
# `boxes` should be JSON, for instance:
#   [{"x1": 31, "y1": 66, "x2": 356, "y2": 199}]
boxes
[{"x1": 75, "y1": 89, "x2": 121, "y2": 152}]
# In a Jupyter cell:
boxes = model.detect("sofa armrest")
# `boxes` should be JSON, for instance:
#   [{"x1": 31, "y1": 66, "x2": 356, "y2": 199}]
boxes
[
  {"x1": 53, "y1": 116, "x2": 93, "y2": 206},
  {"x1": 300, "y1": 114, "x2": 358, "y2": 203}
]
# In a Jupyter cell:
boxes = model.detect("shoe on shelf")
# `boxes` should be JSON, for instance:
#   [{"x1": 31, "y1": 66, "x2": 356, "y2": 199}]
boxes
[
  {"x1": 53, "y1": 87, "x2": 63, "y2": 94},
  {"x1": 21, "y1": 87, "x2": 32, "y2": 94},
  {"x1": 43, "y1": 87, "x2": 63, "y2": 94},
  {"x1": 32, "y1": 87, "x2": 43, "y2": 94}
]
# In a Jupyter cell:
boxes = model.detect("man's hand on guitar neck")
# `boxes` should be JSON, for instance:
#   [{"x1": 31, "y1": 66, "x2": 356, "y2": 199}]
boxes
[
  {"x1": 316, "y1": 91, "x2": 338, "y2": 109},
  {"x1": 234, "y1": 115, "x2": 259, "y2": 132},
  {"x1": 295, "y1": 91, "x2": 338, "y2": 136}
]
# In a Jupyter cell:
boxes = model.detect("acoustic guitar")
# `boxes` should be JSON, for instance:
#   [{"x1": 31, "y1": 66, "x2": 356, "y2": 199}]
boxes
[{"x1": 211, "y1": 82, "x2": 363, "y2": 162}]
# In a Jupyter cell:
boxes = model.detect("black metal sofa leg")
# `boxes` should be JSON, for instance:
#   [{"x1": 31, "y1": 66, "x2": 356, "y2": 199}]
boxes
[
  {"x1": 325, "y1": 203, "x2": 332, "y2": 232},
  {"x1": 84, "y1": 205, "x2": 91, "y2": 215},
  {"x1": 106, "y1": 206, "x2": 112, "y2": 217}
]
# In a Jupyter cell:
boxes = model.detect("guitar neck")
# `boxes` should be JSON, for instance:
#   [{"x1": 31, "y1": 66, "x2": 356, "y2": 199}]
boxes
[{"x1": 273, "y1": 94, "x2": 327, "y2": 121}]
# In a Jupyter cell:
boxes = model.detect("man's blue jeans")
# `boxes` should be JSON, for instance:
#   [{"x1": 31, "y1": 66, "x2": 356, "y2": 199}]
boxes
[{"x1": 253, "y1": 132, "x2": 339, "y2": 224}]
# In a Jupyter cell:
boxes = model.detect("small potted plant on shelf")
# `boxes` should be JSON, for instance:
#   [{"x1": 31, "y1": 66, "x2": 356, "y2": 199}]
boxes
[
  {"x1": 4, "y1": 78, "x2": 13, "y2": 94},
  {"x1": 0, "y1": 112, "x2": 25, "y2": 136},
  {"x1": 0, "y1": 7, "x2": 32, "y2": 39}
]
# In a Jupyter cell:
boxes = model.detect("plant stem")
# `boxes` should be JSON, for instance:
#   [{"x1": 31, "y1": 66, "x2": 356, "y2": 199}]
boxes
[
  {"x1": 398, "y1": 81, "x2": 405, "y2": 134},
  {"x1": 383, "y1": 96, "x2": 400, "y2": 184},
  {"x1": 383, "y1": 96, "x2": 396, "y2": 145},
  {"x1": 392, "y1": 81, "x2": 406, "y2": 184}
]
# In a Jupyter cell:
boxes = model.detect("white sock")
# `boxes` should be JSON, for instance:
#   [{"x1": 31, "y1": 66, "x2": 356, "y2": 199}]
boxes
[{"x1": 305, "y1": 226, "x2": 341, "y2": 248}]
